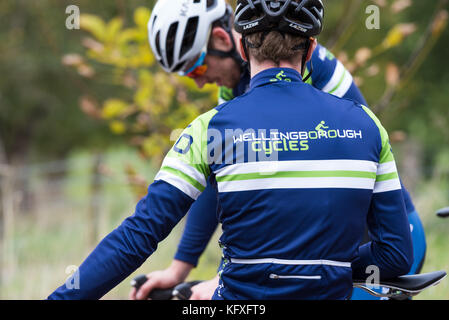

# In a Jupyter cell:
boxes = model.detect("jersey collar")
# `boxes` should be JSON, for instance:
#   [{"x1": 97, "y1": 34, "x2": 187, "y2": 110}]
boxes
[{"x1": 249, "y1": 68, "x2": 303, "y2": 89}]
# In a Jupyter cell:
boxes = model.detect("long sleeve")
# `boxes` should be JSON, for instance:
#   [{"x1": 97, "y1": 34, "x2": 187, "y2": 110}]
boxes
[
  {"x1": 174, "y1": 177, "x2": 220, "y2": 266},
  {"x1": 48, "y1": 109, "x2": 219, "y2": 300},
  {"x1": 352, "y1": 106, "x2": 414, "y2": 280}
]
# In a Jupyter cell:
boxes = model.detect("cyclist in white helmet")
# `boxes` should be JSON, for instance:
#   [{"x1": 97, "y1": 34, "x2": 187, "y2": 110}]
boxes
[
  {"x1": 130, "y1": 0, "x2": 426, "y2": 300},
  {"x1": 149, "y1": 0, "x2": 243, "y2": 88}
]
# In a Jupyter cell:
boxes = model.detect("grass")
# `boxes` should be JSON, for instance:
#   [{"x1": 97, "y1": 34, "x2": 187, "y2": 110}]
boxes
[
  {"x1": 0, "y1": 146, "x2": 447, "y2": 300},
  {"x1": 412, "y1": 176, "x2": 449, "y2": 300}
]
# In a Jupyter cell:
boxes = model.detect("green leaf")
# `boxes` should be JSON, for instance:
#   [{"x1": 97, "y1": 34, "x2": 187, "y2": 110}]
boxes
[
  {"x1": 134, "y1": 7, "x2": 151, "y2": 29},
  {"x1": 80, "y1": 14, "x2": 107, "y2": 42},
  {"x1": 105, "y1": 17, "x2": 124, "y2": 44},
  {"x1": 102, "y1": 99, "x2": 129, "y2": 119}
]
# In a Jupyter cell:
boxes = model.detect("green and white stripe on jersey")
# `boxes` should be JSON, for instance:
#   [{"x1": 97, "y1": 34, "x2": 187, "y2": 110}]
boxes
[
  {"x1": 156, "y1": 157, "x2": 207, "y2": 200},
  {"x1": 361, "y1": 105, "x2": 401, "y2": 194},
  {"x1": 154, "y1": 109, "x2": 218, "y2": 200},
  {"x1": 322, "y1": 60, "x2": 354, "y2": 98},
  {"x1": 214, "y1": 159, "x2": 379, "y2": 193},
  {"x1": 212, "y1": 103, "x2": 403, "y2": 195},
  {"x1": 375, "y1": 160, "x2": 401, "y2": 193},
  {"x1": 155, "y1": 103, "x2": 401, "y2": 198}
]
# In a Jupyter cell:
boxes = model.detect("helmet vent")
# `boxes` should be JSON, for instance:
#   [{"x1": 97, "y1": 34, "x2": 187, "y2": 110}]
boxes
[
  {"x1": 155, "y1": 31, "x2": 162, "y2": 58},
  {"x1": 166, "y1": 22, "x2": 179, "y2": 67},
  {"x1": 235, "y1": 0, "x2": 324, "y2": 37},
  {"x1": 173, "y1": 61, "x2": 187, "y2": 73},
  {"x1": 207, "y1": 0, "x2": 216, "y2": 11},
  {"x1": 270, "y1": 2, "x2": 280, "y2": 10},
  {"x1": 180, "y1": 16, "x2": 199, "y2": 58},
  {"x1": 151, "y1": 15, "x2": 158, "y2": 30}
]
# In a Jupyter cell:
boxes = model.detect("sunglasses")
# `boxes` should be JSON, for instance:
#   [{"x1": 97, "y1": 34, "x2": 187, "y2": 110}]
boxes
[{"x1": 179, "y1": 50, "x2": 208, "y2": 78}]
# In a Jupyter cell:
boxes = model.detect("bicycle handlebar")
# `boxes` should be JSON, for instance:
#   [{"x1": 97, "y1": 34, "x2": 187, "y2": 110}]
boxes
[
  {"x1": 130, "y1": 274, "x2": 201, "y2": 300},
  {"x1": 131, "y1": 270, "x2": 446, "y2": 300}
]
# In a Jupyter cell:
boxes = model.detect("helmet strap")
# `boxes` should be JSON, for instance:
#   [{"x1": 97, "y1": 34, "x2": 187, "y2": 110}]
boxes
[
  {"x1": 301, "y1": 39, "x2": 313, "y2": 83},
  {"x1": 241, "y1": 35, "x2": 252, "y2": 72},
  {"x1": 207, "y1": 28, "x2": 246, "y2": 72},
  {"x1": 210, "y1": 5, "x2": 246, "y2": 71}
]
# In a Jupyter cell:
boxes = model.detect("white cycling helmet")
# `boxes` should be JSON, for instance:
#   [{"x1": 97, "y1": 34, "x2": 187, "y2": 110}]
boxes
[{"x1": 148, "y1": 0, "x2": 227, "y2": 73}]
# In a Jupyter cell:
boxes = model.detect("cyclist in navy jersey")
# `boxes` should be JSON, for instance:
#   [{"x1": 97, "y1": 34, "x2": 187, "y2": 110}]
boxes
[
  {"x1": 48, "y1": 0, "x2": 414, "y2": 300},
  {"x1": 130, "y1": 0, "x2": 426, "y2": 300}
]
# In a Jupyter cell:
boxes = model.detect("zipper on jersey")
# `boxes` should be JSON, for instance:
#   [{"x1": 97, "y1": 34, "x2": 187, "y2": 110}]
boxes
[{"x1": 269, "y1": 273, "x2": 322, "y2": 280}]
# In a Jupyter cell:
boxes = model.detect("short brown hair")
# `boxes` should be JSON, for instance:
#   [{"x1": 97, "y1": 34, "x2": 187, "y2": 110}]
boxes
[
  {"x1": 244, "y1": 0, "x2": 308, "y2": 66},
  {"x1": 245, "y1": 31, "x2": 307, "y2": 66}
]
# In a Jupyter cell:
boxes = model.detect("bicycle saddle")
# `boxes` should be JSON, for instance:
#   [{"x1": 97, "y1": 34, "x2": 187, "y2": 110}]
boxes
[{"x1": 354, "y1": 270, "x2": 447, "y2": 294}]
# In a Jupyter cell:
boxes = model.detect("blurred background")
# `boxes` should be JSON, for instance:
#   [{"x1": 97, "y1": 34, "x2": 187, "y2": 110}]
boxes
[{"x1": 0, "y1": 0, "x2": 448, "y2": 299}]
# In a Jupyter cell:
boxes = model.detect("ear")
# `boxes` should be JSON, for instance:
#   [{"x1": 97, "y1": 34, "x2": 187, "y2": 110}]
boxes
[
  {"x1": 238, "y1": 37, "x2": 248, "y2": 62},
  {"x1": 210, "y1": 27, "x2": 233, "y2": 51},
  {"x1": 306, "y1": 38, "x2": 318, "y2": 62}
]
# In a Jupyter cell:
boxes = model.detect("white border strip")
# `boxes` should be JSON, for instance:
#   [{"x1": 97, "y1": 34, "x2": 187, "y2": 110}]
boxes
[
  {"x1": 373, "y1": 178, "x2": 402, "y2": 194},
  {"x1": 321, "y1": 60, "x2": 354, "y2": 98},
  {"x1": 332, "y1": 69, "x2": 353, "y2": 98},
  {"x1": 231, "y1": 258, "x2": 351, "y2": 268},
  {"x1": 161, "y1": 157, "x2": 207, "y2": 187},
  {"x1": 377, "y1": 161, "x2": 398, "y2": 175},
  {"x1": 322, "y1": 60, "x2": 346, "y2": 93},
  {"x1": 154, "y1": 171, "x2": 201, "y2": 200}
]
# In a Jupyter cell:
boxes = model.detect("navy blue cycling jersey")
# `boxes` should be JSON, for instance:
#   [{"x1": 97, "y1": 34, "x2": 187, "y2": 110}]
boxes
[
  {"x1": 48, "y1": 68, "x2": 413, "y2": 300},
  {"x1": 175, "y1": 43, "x2": 417, "y2": 267}
]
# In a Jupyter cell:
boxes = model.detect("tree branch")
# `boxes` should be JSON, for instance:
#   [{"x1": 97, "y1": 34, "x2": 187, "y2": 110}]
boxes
[{"x1": 373, "y1": 0, "x2": 448, "y2": 114}]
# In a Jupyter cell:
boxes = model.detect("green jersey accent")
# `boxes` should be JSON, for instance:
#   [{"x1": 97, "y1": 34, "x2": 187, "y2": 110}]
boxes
[
  {"x1": 156, "y1": 108, "x2": 218, "y2": 199},
  {"x1": 216, "y1": 170, "x2": 377, "y2": 183},
  {"x1": 218, "y1": 86, "x2": 235, "y2": 104},
  {"x1": 303, "y1": 66, "x2": 313, "y2": 85},
  {"x1": 361, "y1": 105, "x2": 395, "y2": 164}
]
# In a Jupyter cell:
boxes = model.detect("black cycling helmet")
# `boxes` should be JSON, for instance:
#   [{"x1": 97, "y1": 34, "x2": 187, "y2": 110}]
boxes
[
  {"x1": 234, "y1": 0, "x2": 324, "y2": 37},
  {"x1": 234, "y1": 0, "x2": 324, "y2": 81}
]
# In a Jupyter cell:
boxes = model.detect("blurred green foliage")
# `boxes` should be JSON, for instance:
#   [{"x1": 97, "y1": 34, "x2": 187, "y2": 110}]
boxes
[
  {"x1": 0, "y1": 0, "x2": 447, "y2": 198},
  {"x1": 0, "y1": 1, "x2": 114, "y2": 163},
  {"x1": 0, "y1": 0, "x2": 447, "y2": 175}
]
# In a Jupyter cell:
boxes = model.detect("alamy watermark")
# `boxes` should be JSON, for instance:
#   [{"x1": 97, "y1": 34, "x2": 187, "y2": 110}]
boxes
[
  {"x1": 63, "y1": 3, "x2": 381, "y2": 31},
  {"x1": 66, "y1": 5, "x2": 80, "y2": 30},
  {"x1": 365, "y1": 265, "x2": 380, "y2": 289},
  {"x1": 65, "y1": 265, "x2": 80, "y2": 290},
  {"x1": 366, "y1": 5, "x2": 381, "y2": 30}
]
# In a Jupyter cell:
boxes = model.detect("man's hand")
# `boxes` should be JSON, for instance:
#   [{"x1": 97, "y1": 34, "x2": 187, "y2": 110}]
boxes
[
  {"x1": 189, "y1": 275, "x2": 219, "y2": 300},
  {"x1": 129, "y1": 260, "x2": 194, "y2": 300}
]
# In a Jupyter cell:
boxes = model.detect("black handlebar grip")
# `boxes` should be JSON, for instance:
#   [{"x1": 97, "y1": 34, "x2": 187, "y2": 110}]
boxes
[
  {"x1": 130, "y1": 274, "x2": 174, "y2": 300},
  {"x1": 130, "y1": 274, "x2": 148, "y2": 291},
  {"x1": 173, "y1": 281, "x2": 203, "y2": 300},
  {"x1": 148, "y1": 288, "x2": 175, "y2": 300}
]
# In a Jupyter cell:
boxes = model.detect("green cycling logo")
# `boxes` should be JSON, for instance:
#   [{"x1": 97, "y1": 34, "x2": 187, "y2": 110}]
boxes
[
  {"x1": 270, "y1": 70, "x2": 292, "y2": 82},
  {"x1": 315, "y1": 121, "x2": 329, "y2": 132}
]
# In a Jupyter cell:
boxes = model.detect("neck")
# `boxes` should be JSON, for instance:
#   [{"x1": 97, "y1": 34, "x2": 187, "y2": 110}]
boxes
[{"x1": 250, "y1": 60, "x2": 302, "y2": 79}]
